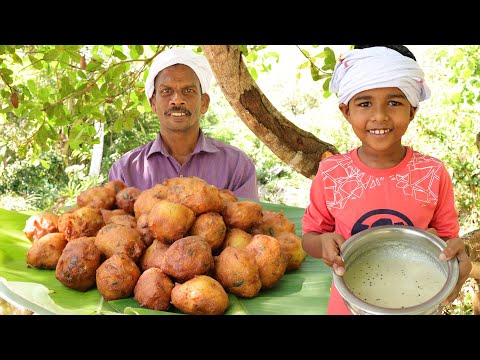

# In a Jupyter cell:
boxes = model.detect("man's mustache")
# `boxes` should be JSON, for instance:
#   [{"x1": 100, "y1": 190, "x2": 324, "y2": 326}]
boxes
[{"x1": 165, "y1": 107, "x2": 191, "y2": 116}]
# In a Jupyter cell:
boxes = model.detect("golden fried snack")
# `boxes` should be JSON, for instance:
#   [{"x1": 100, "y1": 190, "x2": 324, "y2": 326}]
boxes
[
  {"x1": 164, "y1": 176, "x2": 223, "y2": 215},
  {"x1": 96, "y1": 254, "x2": 141, "y2": 301},
  {"x1": 55, "y1": 237, "x2": 101, "y2": 291},
  {"x1": 77, "y1": 186, "x2": 116, "y2": 210},
  {"x1": 250, "y1": 210, "x2": 296, "y2": 237},
  {"x1": 161, "y1": 236, "x2": 214, "y2": 282},
  {"x1": 214, "y1": 246, "x2": 261, "y2": 298},
  {"x1": 133, "y1": 184, "x2": 168, "y2": 219},
  {"x1": 276, "y1": 232, "x2": 306, "y2": 271},
  {"x1": 94, "y1": 223, "x2": 145, "y2": 262},
  {"x1": 107, "y1": 214, "x2": 137, "y2": 229},
  {"x1": 136, "y1": 213, "x2": 155, "y2": 247},
  {"x1": 26, "y1": 233, "x2": 67, "y2": 269},
  {"x1": 115, "y1": 187, "x2": 142, "y2": 214},
  {"x1": 222, "y1": 200, "x2": 263, "y2": 232},
  {"x1": 100, "y1": 208, "x2": 129, "y2": 223},
  {"x1": 104, "y1": 180, "x2": 127, "y2": 195},
  {"x1": 23, "y1": 212, "x2": 59, "y2": 242},
  {"x1": 57, "y1": 207, "x2": 105, "y2": 241},
  {"x1": 134, "y1": 268, "x2": 174, "y2": 311},
  {"x1": 147, "y1": 200, "x2": 196, "y2": 244},
  {"x1": 221, "y1": 228, "x2": 253, "y2": 251},
  {"x1": 218, "y1": 188, "x2": 237, "y2": 208},
  {"x1": 171, "y1": 275, "x2": 229, "y2": 315},
  {"x1": 245, "y1": 234, "x2": 288, "y2": 289},
  {"x1": 189, "y1": 212, "x2": 226, "y2": 252},
  {"x1": 139, "y1": 240, "x2": 170, "y2": 272}
]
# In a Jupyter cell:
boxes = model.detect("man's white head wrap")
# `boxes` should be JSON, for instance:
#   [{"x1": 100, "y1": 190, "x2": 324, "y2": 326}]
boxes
[
  {"x1": 145, "y1": 48, "x2": 214, "y2": 100},
  {"x1": 329, "y1": 46, "x2": 431, "y2": 108}
]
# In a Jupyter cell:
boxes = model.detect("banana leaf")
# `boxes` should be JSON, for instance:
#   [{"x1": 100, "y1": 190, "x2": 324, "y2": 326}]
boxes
[{"x1": 0, "y1": 202, "x2": 333, "y2": 315}]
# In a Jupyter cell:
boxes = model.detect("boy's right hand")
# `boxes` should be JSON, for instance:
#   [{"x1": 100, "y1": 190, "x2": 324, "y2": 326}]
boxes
[{"x1": 302, "y1": 231, "x2": 346, "y2": 276}]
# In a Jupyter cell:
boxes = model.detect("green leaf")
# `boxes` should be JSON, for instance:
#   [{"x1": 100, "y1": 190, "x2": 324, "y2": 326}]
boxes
[
  {"x1": 238, "y1": 45, "x2": 248, "y2": 56},
  {"x1": 111, "y1": 63, "x2": 125, "y2": 79},
  {"x1": 113, "y1": 50, "x2": 127, "y2": 60},
  {"x1": 249, "y1": 66, "x2": 258, "y2": 81},
  {"x1": 43, "y1": 50, "x2": 59, "y2": 61},
  {"x1": 298, "y1": 61, "x2": 309, "y2": 70},
  {"x1": 129, "y1": 46, "x2": 139, "y2": 60},
  {"x1": 113, "y1": 118, "x2": 123, "y2": 133},
  {"x1": 40, "y1": 159, "x2": 50, "y2": 169},
  {"x1": 11, "y1": 52, "x2": 23, "y2": 65},
  {"x1": 451, "y1": 93, "x2": 463, "y2": 104},
  {"x1": 0, "y1": 202, "x2": 332, "y2": 315},
  {"x1": 28, "y1": 55, "x2": 43, "y2": 70},
  {"x1": 27, "y1": 79, "x2": 38, "y2": 97},
  {"x1": 135, "y1": 45, "x2": 144, "y2": 56}
]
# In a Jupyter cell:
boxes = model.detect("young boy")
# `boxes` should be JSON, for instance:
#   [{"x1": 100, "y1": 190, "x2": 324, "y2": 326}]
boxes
[{"x1": 301, "y1": 45, "x2": 472, "y2": 315}]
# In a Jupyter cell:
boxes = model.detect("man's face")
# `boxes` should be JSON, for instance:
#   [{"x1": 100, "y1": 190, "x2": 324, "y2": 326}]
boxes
[{"x1": 150, "y1": 64, "x2": 210, "y2": 133}]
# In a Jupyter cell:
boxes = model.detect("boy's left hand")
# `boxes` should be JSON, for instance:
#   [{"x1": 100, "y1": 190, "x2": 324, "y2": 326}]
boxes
[{"x1": 439, "y1": 237, "x2": 472, "y2": 306}]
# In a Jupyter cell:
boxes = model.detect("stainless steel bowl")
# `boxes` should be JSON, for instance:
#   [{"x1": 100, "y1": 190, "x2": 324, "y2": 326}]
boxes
[{"x1": 333, "y1": 225, "x2": 459, "y2": 315}]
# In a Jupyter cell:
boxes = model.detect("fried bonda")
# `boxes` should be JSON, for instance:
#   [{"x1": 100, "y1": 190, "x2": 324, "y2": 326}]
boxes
[
  {"x1": 221, "y1": 228, "x2": 253, "y2": 251},
  {"x1": 57, "y1": 207, "x2": 105, "y2": 241},
  {"x1": 133, "y1": 184, "x2": 168, "y2": 219},
  {"x1": 214, "y1": 246, "x2": 261, "y2": 298},
  {"x1": 94, "y1": 223, "x2": 145, "y2": 262},
  {"x1": 164, "y1": 176, "x2": 223, "y2": 215},
  {"x1": 171, "y1": 275, "x2": 229, "y2": 315},
  {"x1": 26, "y1": 233, "x2": 67, "y2": 269},
  {"x1": 23, "y1": 212, "x2": 59, "y2": 242},
  {"x1": 161, "y1": 236, "x2": 214, "y2": 282},
  {"x1": 55, "y1": 237, "x2": 101, "y2": 291},
  {"x1": 134, "y1": 268, "x2": 174, "y2": 311},
  {"x1": 222, "y1": 200, "x2": 263, "y2": 232},
  {"x1": 136, "y1": 213, "x2": 155, "y2": 247},
  {"x1": 115, "y1": 187, "x2": 142, "y2": 214},
  {"x1": 104, "y1": 180, "x2": 127, "y2": 195},
  {"x1": 100, "y1": 208, "x2": 129, "y2": 223},
  {"x1": 96, "y1": 254, "x2": 141, "y2": 301},
  {"x1": 139, "y1": 240, "x2": 170, "y2": 272},
  {"x1": 147, "y1": 200, "x2": 196, "y2": 244},
  {"x1": 107, "y1": 214, "x2": 137, "y2": 229},
  {"x1": 189, "y1": 212, "x2": 226, "y2": 252},
  {"x1": 77, "y1": 186, "x2": 116, "y2": 210},
  {"x1": 218, "y1": 188, "x2": 237, "y2": 208},
  {"x1": 245, "y1": 234, "x2": 287, "y2": 289},
  {"x1": 250, "y1": 210, "x2": 296, "y2": 237},
  {"x1": 276, "y1": 232, "x2": 306, "y2": 271}
]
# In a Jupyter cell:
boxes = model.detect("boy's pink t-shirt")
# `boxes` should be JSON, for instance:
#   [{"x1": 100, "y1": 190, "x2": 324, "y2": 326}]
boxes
[{"x1": 302, "y1": 146, "x2": 459, "y2": 315}]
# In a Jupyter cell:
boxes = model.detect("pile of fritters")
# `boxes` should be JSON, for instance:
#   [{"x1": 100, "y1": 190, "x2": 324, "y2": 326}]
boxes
[{"x1": 23, "y1": 176, "x2": 306, "y2": 315}]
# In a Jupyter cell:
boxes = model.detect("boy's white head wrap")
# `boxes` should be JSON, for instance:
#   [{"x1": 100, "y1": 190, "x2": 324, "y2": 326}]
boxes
[
  {"x1": 329, "y1": 46, "x2": 431, "y2": 107},
  {"x1": 145, "y1": 47, "x2": 213, "y2": 100}
]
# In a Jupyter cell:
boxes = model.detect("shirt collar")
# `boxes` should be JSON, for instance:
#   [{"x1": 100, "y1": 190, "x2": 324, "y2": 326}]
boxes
[{"x1": 147, "y1": 129, "x2": 219, "y2": 159}]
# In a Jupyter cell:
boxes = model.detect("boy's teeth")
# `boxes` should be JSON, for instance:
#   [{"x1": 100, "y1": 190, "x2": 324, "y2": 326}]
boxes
[{"x1": 369, "y1": 129, "x2": 390, "y2": 135}]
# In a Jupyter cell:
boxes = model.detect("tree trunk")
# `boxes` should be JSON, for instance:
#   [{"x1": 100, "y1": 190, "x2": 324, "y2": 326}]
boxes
[{"x1": 201, "y1": 45, "x2": 338, "y2": 179}]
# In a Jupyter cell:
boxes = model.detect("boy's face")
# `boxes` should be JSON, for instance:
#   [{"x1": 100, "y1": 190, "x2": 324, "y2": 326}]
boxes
[{"x1": 339, "y1": 87, "x2": 417, "y2": 152}]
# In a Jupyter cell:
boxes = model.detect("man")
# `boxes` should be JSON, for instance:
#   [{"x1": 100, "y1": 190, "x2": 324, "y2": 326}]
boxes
[{"x1": 108, "y1": 48, "x2": 259, "y2": 199}]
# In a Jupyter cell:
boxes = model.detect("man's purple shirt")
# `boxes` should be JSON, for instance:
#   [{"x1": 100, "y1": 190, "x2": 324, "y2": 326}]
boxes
[{"x1": 108, "y1": 130, "x2": 259, "y2": 200}]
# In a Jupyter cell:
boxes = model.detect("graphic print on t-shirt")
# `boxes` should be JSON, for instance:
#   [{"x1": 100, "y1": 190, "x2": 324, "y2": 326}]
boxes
[{"x1": 351, "y1": 209, "x2": 414, "y2": 235}]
